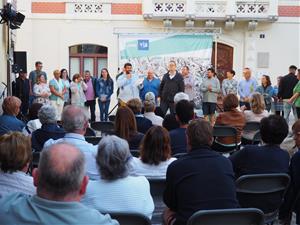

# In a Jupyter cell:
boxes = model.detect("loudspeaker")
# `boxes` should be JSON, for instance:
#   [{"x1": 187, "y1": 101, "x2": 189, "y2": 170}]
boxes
[{"x1": 13, "y1": 51, "x2": 27, "y2": 73}]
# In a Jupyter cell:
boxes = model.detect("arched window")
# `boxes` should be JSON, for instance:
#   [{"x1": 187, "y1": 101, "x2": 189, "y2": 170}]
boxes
[{"x1": 69, "y1": 44, "x2": 108, "y2": 77}]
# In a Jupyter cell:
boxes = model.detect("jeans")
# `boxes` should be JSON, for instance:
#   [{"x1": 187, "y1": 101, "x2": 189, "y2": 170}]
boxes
[
  {"x1": 85, "y1": 100, "x2": 96, "y2": 122},
  {"x1": 98, "y1": 99, "x2": 110, "y2": 121},
  {"x1": 283, "y1": 101, "x2": 297, "y2": 125}
]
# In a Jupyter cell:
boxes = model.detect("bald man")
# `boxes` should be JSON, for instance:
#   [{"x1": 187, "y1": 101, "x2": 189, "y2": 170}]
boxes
[
  {"x1": 140, "y1": 69, "x2": 161, "y2": 102},
  {"x1": 0, "y1": 143, "x2": 119, "y2": 225}
]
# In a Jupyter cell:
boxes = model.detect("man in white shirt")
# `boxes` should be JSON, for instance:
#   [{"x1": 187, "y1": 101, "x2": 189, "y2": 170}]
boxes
[
  {"x1": 117, "y1": 63, "x2": 142, "y2": 104},
  {"x1": 44, "y1": 105, "x2": 99, "y2": 180}
]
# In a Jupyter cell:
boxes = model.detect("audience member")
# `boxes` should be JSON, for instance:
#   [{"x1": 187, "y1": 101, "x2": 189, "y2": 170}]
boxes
[
  {"x1": 12, "y1": 69, "x2": 30, "y2": 116},
  {"x1": 169, "y1": 100, "x2": 194, "y2": 155},
  {"x1": 238, "y1": 67, "x2": 257, "y2": 110},
  {"x1": 44, "y1": 105, "x2": 99, "y2": 180},
  {"x1": 0, "y1": 96, "x2": 25, "y2": 136},
  {"x1": 117, "y1": 63, "x2": 141, "y2": 104},
  {"x1": 140, "y1": 69, "x2": 161, "y2": 102},
  {"x1": 144, "y1": 91, "x2": 164, "y2": 118},
  {"x1": 256, "y1": 75, "x2": 274, "y2": 112},
  {"x1": 0, "y1": 132, "x2": 35, "y2": 197},
  {"x1": 222, "y1": 70, "x2": 238, "y2": 96},
  {"x1": 33, "y1": 74, "x2": 51, "y2": 105},
  {"x1": 29, "y1": 61, "x2": 47, "y2": 106},
  {"x1": 31, "y1": 105, "x2": 65, "y2": 152},
  {"x1": 278, "y1": 65, "x2": 298, "y2": 124},
  {"x1": 23, "y1": 103, "x2": 43, "y2": 135},
  {"x1": 230, "y1": 115, "x2": 289, "y2": 177},
  {"x1": 212, "y1": 94, "x2": 245, "y2": 152},
  {"x1": 200, "y1": 68, "x2": 220, "y2": 125},
  {"x1": 70, "y1": 73, "x2": 87, "y2": 107},
  {"x1": 96, "y1": 68, "x2": 114, "y2": 122},
  {"x1": 82, "y1": 135, "x2": 154, "y2": 219},
  {"x1": 159, "y1": 61, "x2": 184, "y2": 116},
  {"x1": 181, "y1": 65, "x2": 195, "y2": 102},
  {"x1": 143, "y1": 100, "x2": 163, "y2": 126},
  {"x1": 127, "y1": 98, "x2": 153, "y2": 134},
  {"x1": 241, "y1": 92, "x2": 269, "y2": 144},
  {"x1": 60, "y1": 69, "x2": 71, "y2": 105},
  {"x1": 162, "y1": 92, "x2": 189, "y2": 131},
  {"x1": 49, "y1": 69, "x2": 66, "y2": 120},
  {"x1": 279, "y1": 120, "x2": 300, "y2": 225},
  {"x1": 163, "y1": 119, "x2": 239, "y2": 225},
  {"x1": 114, "y1": 106, "x2": 144, "y2": 150},
  {"x1": 84, "y1": 70, "x2": 97, "y2": 122},
  {"x1": 133, "y1": 126, "x2": 176, "y2": 178},
  {"x1": 0, "y1": 143, "x2": 118, "y2": 225}
]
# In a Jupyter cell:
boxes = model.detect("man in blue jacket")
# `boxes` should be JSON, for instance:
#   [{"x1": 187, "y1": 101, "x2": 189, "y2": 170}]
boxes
[{"x1": 140, "y1": 69, "x2": 160, "y2": 102}]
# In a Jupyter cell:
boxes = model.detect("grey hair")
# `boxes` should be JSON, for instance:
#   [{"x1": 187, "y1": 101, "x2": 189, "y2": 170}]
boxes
[
  {"x1": 38, "y1": 104, "x2": 57, "y2": 124},
  {"x1": 61, "y1": 105, "x2": 89, "y2": 132},
  {"x1": 174, "y1": 92, "x2": 189, "y2": 104},
  {"x1": 96, "y1": 135, "x2": 131, "y2": 180},
  {"x1": 38, "y1": 143, "x2": 85, "y2": 197}
]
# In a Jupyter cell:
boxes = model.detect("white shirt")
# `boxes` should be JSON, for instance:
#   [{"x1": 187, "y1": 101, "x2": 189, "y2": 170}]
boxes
[
  {"x1": 22, "y1": 119, "x2": 42, "y2": 135},
  {"x1": 44, "y1": 133, "x2": 99, "y2": 180},
  {"x1": 131, "y1": 157, "x2": 177, "y2": 178},
  {"x1": 81, "y1": 176, "x2": 154, "y2": 219},
  {"x1": 0, "y1": 171, "x2": 36, "y2": 198},
  {"x1": 144, "y1": 112, "x2": 163, "y2": 126}
]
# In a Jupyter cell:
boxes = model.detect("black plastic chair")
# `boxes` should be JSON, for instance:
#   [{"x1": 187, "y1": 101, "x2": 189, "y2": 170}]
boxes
[
  {"x1": 130, "y1": 149, "x2": 140, "y2": 157},
  {"x1": 84, "y1": 127, "x2": 96, "y2": 137},
  {"x1": 109, "y1": 212, "x2": 151, "y2": 225},
  {"x1": 244, "y1": 121, "x2": 261, "y2": 132},
  {"x1": 252, "y1": 131, "x2": 261, "y2": 144},
  {"x1": 91, "y1": 121, "x2": 114, "y2": 135},
  {"x1": 187, "y1": 208, "x2": 264, "y2": 225},
  {"x1": 85, "y1": 136, "x2": 102, "y2": 145},
  {"x1": 173, "y1": 153, "x2": 188, "y2": 158},
  {"x1": 213, "y1": 125, "x2": 238, "y2": 153},
  {"x1": 236, "y1": 173, "x2": 290, "y2": 225}
]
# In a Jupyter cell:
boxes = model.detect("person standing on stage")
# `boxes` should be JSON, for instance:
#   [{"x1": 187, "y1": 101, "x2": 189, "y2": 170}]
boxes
[
  {"x1": 140, "y1": 69, "x2": 161, "y2": 103},
  {"x1": 181, "y1": 65, "x2": 195, "y2": 102},
  {"x1": 117, "y1": 63, "x2": 142, "y2": 105},
  {"x1": 84, "y1": 70, "x2": 97, "y2": 122},
  {"x1": 200, "y1": 68, "x2": 220, "y2": 125},
  {"x1": 12, "y1": 69, "x2": 30, "y2": 116},
  {"x1": 222, "y1": 70, "x2": 238, "y2": 96},
  {"x1": 158, "y1": 61, "x2": 184, "y2": 116},
  {"x1": 29, "y1": 61, "x2": 47, "y2": 106},
  {"x1": 238, "y1": 68, "x2": 257, "y2": 110}
]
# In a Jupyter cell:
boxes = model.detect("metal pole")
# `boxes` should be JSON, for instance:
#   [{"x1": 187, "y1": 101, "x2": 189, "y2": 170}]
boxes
[
  {"x1": 6, "y1": 20, "x2": 11, "y2": 95},
  {"x1": 214, "y1": 35, "x2": 218, "y2": 72}
]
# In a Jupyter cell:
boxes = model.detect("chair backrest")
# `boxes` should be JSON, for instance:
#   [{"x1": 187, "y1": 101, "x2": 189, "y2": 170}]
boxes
[
  {"x1": 236, "y1": 173, "x2": 290, "y2": 214},
  {"x1": 109, "y1": 212, "x2": 151, "y2": 225},
  {"x1": 187, "y1": 208, "x2": 264, "y2": 225},
  {"x1": 91, "y1": 121, "x2": 114, "y2": 135},
  {"x1": 148, "y1": 178, "x2": 166, "y2": 199},
  {"x1": 85, "y1": 136, "x2": 102, "y2": 145},
  {"x1": 252, "y1": 131, "x2": 261, "y2": 144},
  {"x1": 213, "y1": 125, "x2": 237, "y2": 138},
  {"x1": 84, "y1": 127, "x2": 96, "y2": 137},
  {"x1": 173, "y1": 152, "x2": 188, "y2": 159},
  {"x1": 244, "y1": 122, "x2": 260, "y2": 132}
]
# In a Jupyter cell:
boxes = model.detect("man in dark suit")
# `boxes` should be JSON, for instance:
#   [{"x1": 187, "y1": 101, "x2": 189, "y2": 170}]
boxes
[
  {"x1": 163, "y1": 119, "x2": 239, "y2": 225},
  {"x1": 12, "y1": 69, "x2": 30, "y2": 116},
  {"x1": 158, "y1": 61, "x2": 184, "y2": 116}
]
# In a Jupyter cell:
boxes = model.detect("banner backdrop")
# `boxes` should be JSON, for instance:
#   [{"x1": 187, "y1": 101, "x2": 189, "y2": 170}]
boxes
[{"x1": 119, "y1": 34, "x2": 213, "y2": 108}]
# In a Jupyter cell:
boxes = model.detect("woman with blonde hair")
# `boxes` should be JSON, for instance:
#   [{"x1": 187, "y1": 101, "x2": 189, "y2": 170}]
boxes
[
  {"x1": 241, "y1": 92, "x2": 269, "y2": 144},
  {"x1": 0, "y1": 132, "x2": 35, "y2": 196},
  {"x1": 33, "y1": 74, "x2": 51, "y2": 104}
]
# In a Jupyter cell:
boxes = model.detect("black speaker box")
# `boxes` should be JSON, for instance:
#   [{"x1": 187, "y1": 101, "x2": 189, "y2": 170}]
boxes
[{"x1": 13, "y1": 51, "x2": 27, "y2": 73}]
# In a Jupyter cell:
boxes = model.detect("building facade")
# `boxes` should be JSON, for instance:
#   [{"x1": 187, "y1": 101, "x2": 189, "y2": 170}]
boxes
[{"x1": 15, "y1": 0, "x2": 300, "y2": 106}]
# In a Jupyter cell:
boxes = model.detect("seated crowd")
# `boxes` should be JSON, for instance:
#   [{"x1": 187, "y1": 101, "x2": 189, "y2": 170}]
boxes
[{"x1": 0, "y1": 89, "x2": 300, "y2": 225}]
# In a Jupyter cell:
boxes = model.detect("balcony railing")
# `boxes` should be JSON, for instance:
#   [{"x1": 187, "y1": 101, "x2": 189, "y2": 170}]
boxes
[{"x1": 143, "y1": 0, "x2": 278, "y2": 21}]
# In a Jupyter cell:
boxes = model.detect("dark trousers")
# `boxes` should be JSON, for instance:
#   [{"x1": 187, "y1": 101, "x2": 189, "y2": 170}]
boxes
[
  {"x1": 239, "y1": 101, "x2": 251, "y2": 110},
  {"x1": 20, "y1": 99, "x2": 29, "y2": 116},
  {"x1": 296, "y1": 107, "x2": 300, "y2": 119},
  {"x1": 275, "y1": 111, "x2": 284, "y2": 117},
  {"x1": 98, "y1": 100, "x2": 110, "y2": 122},
  {"x1": 160, "y1": 101, "x2": 175, "y2": 117},
  {"x1": 85, "y1": 100, "x2": 96, "y2": 122}
]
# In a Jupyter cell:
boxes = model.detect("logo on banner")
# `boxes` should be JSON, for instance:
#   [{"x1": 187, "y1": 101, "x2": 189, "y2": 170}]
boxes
[{"x1": 138, "y1": 40, "x2": 149, "y2": 50}]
